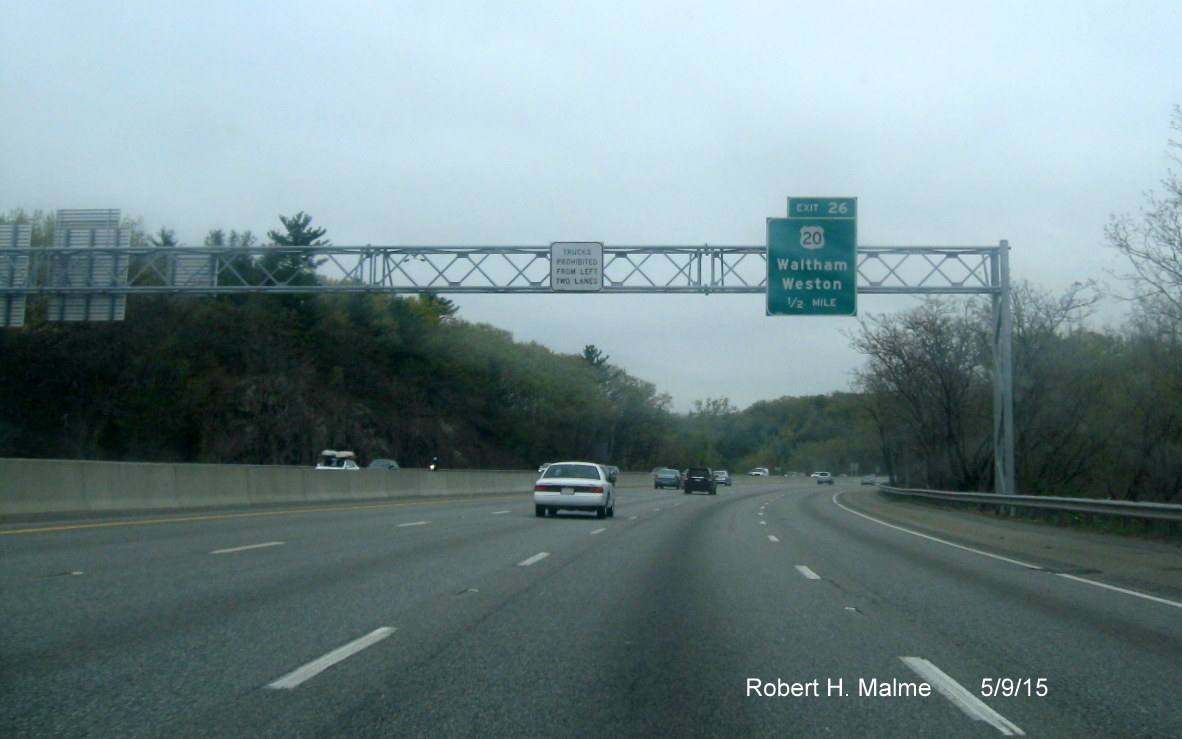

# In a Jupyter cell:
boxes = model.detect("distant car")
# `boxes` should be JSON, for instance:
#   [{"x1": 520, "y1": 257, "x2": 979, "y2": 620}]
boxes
[
  {"x1": 861, "y1": 475, "x2": 876, "y2": 485},
  {"x1": 713, "y1": 470, "x2": 732, "y2": 486},
  {"x1": 815, "y1": 471, "x2": 834, "y2": 485},
  {"x1": 653, "y1": 468, "x2": 681, "y2": 489},
  {"x1": 538, "y1": 463, "x2": 552, "y2": 473},
  {"x1": 316, "y1": 450, "x2": 359, "y2": 470},
  {"x1": 534, "y1": 461, "x2": 616, "y2": 519},
  {"x1": 747, "y1": 468, "x2": 769, "y2": 476},
  {"x1": 367, "y1": 458, "x2": 400, "y2": 470},
  {"x1": 684, "y1": 467, "x2": 717, "y2": 495}
]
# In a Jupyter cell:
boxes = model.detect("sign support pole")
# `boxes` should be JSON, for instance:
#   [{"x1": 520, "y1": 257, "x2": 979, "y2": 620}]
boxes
[{"x1": 992, "y1": 240, "x2": 1015, "y2": 496}]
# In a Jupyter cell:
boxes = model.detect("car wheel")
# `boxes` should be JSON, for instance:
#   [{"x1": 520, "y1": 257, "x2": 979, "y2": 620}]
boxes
[
  {"x1": 596, "y1": 506, "x2": 606, "y2": 519},
  {"x1": 535, "y1": 505, "x2": 544, "y2": 517},
  {"x1": 607, "y1": 505, "x2": 615, "y2": 518}
]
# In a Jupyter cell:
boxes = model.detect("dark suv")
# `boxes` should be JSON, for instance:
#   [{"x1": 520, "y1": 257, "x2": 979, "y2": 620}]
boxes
[{"x1": 683, "y1": 467, "x2": 717, "y2": 495}]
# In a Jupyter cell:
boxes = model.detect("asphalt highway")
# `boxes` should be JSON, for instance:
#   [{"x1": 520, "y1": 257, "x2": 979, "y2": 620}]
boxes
[{"x1": 2, "y1": 479, "x2": 1180, "y2": 737}]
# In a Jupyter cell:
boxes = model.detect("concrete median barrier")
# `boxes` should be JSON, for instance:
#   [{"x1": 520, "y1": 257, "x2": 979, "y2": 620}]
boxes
[
  {"x1": 0, "y1": 458, "x2": 90, "y2": 515},
  {"x1": 0, "y1": 458, "x2": 556, "y2": 516},
  {"x1": 176, "y1": 464, "x2": 253, "y2": 508},
  {"x1": 81, "y1": 461, "x2": 180, "y2": 511}
]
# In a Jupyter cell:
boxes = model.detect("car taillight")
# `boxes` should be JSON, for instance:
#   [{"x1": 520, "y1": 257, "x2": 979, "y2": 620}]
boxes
[
  {"x1": 535, "y1": 485, "x2": 551, "y2": 492},
  {"x1": 589, "y1": 486, "x2": 604, "y2": 493}
]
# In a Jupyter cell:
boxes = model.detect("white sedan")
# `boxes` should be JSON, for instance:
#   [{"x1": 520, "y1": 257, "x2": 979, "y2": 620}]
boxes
[{"x1": 534, "y1": 461, "x2": 616, "y2": 519}]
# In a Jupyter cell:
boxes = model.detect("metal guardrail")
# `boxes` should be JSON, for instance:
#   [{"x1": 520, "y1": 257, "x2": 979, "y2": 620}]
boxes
[{"x1": 878, "y1": 485, "x2": 1182, "y2": 523}]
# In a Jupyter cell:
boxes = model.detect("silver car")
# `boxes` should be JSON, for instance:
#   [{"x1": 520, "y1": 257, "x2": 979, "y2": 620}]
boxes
[
  {"x1": 315, "y1": 450, "x2": 359, "y2": 470},
  {"x1": 534, "y1": 461, "x2": 616, "y2": 519}
]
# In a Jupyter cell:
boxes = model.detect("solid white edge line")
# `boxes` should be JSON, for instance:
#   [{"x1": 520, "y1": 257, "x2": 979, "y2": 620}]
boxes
[
  {"x1": 795, "y1": 565, "x2": 821, "y2": 580},
  {"x1": 517, "y1": 552, "x2": 550, "y2": 566},
  {"x1": 832, "y1": 492, "x2": 1182, "y2": 610},
  {"x1": 267, "y1": 627, "x2": 397, "y2": 690},
  {"x1": 900, "y1": 657, "x2": 1024, "y2": 736},
  {"x1": 397, "y1": 521, "x2": 430, "y2": 527},
  {"x1": 831, "y1": 492, "x2": 1036, "y2": 569},
  {"x1": 211, "y1": 541, "x2": 284, "y2": 555},
  {"x1": 1056, "y1": 572, "x2": 1182, "y2": 610}
]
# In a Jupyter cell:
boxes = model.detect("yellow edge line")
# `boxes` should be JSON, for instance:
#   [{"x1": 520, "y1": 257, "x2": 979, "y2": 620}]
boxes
[{"x1": 0, "y1": 494, "x2": 527, "y2": 536}]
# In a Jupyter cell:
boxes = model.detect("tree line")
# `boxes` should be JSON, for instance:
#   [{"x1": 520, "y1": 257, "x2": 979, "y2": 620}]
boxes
[
  {"x1": 0, "y1": 208, "x2": 884, "y2": 474},
  {"x1": 851, "y1": 108, "x2": 1182, "y2": 503}
]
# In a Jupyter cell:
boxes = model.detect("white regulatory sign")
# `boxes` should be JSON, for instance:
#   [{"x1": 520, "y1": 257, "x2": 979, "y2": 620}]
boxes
[{"x1": 550, "y1": 242, "x2": 604, "y2": 292}]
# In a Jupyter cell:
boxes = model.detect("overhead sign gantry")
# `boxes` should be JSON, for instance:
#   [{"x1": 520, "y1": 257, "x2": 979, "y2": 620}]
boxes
[{"x1": 0, "y1": 206, "x2": 1014, "y2": 495}]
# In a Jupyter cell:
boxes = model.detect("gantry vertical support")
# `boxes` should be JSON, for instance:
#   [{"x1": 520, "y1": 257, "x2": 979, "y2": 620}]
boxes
[{"x1": 992, "y1": 240, "x2": 1015, "y2": 495}]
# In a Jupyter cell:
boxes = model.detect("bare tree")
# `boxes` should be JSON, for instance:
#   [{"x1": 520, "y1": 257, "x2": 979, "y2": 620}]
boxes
[
  {"x1": 1000, "y1": 282, "x2": 1109, "y2": 494},
  {"x1": 1107, "y1": 106, "x2": 1182, "y2": 322},
  {"x1": 851, "y1": 299, "x2": 991, "y2": 490},
  {"x1": 1103, "y1": 106, "x2": 1182, "y2": 502}
]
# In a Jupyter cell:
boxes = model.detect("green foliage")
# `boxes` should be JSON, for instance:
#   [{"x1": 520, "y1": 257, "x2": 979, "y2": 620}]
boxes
[
  {"x1": 262, "y1": 212, "x2": 326, "y2": 288},
  {"x1": 149, "y1": 228, "x2": 177, "y2": 247},
  {"x1": 267, "y1": 211, "x2": 328, "y2": 247},
  {"x1": 412, "y1": 293, "x2": 458, "y2": 323},
  {"x1": 652, "y1": 393, "x2": 882, "y2": 476},
  {"x1": 0, "y1": 291, "x2": 677, "y2": 468}
]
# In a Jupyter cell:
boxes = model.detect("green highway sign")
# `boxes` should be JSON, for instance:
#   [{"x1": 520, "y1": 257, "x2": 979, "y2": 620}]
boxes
[{"x1": 767, "y1": 197, "x2": 857, "y2": 316}]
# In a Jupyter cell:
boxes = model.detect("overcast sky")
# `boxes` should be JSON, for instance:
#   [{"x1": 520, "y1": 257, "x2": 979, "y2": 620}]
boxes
[{"x1": 3, "y1": 1, "x2": 1180, "y2": 411}]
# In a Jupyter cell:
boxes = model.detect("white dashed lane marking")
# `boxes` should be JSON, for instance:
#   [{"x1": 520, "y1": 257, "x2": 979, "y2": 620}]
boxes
[
  {"x1": 211, "y1": 542, "x2": 284, "y2": 555},
  {"x1": 267, "y1": 628, "x2": 397, "y2": 690},
  {"x1": 517, "y1": 552, "x2": 550, "y2": 567},
  {"x1": 900, "y1": 657, "x2": 1024, "y2": 736}
]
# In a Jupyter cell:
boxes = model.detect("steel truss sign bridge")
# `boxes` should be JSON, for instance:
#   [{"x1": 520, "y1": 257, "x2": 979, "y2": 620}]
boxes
[
  {"x1": 0, "y1": 210, "x2": 1014, "y2": 497},
  {"x1": 0, "y1": 242, "x2": 1005, "y2": 298}
]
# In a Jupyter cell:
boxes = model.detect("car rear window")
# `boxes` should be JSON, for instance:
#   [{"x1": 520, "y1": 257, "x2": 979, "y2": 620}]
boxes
[
  {"x1": 543, "y1": 464, "x2": 600, "y2": 480},
  {"x1": 687, "y1": 468, "x2": 710, "y2": 476}
]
